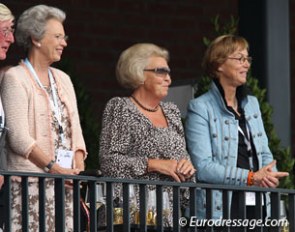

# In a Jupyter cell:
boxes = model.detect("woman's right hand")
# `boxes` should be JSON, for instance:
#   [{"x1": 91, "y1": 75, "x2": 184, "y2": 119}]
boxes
[
  {"x1": 253, "y1": 160, "x2": 289, "y2": 188},
  {"x1": 147, "y1": 159, "x2": 195, "y2": 182},
  {"x1": 49, "y1": 163, "x2": 80, "y2": 175}
]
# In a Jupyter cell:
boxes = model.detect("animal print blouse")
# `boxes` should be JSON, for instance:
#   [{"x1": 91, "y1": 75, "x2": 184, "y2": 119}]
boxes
[{"x1": 99, "y1": 97, "x2": 194, "y2": 227}]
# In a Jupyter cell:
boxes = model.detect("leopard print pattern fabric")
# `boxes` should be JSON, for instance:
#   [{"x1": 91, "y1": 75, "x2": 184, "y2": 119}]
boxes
[{"x1": 100, "y1": 97, "x2": 194, "y2": 227}]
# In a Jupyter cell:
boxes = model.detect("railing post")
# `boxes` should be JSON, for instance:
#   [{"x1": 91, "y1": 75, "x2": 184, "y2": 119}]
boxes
[
  {"x1": 173, "y1": 186, "x2": 180, "y2": 232},
  {"x1": 38, "y1": 177, "x2": 46, "y2": 232},
  {"x1": 189, "y1": 187, "x2": 196, "y2": 232},
  {"x1": 21, "y1": 176, "x2": 29, "y2": 232},
  {"x1": 88, "y1": 180, "x2": 97, "y2": 232},
  {"x1": 288, "y1": 193, "x2": 295, "y2": 232},
  {"x1": 222, "y1": 189, "x2": 229, "y2": 232},
  {"x1": 55, "y1": 178, "x2": 65, "y2": 232},
  {"x1": 73, "y1": 179, "x2": 81, "y2": 232},
  {"x1": 254, "y1": 191, "x2": 263, "y2": 232},
  {"x1": 4, "y1": 175, "x2": 11, "y2": 232},
  {"x1": 139, "y1": 184, "x2": 147, "y2": 232},
  {"x1": 205, "y1": 189, "x2": 213, "y2": 232},
  {"x1": 156, "y1": 185, "x2": 163, "y2": 232},
  {"x1": 123, "y1": 183, "x2": 130, "y2": 232},
  {"x1": 270, "y1": 192, "x2": 280, "y2": 232},
  {"x1": 106, "y1": 182, "x2": 114, "y2": 232}
]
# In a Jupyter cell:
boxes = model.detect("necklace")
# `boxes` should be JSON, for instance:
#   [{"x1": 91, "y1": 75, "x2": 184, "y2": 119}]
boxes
[{"x1": 130, "y1": 95, "x2": 159, "y2": 112}]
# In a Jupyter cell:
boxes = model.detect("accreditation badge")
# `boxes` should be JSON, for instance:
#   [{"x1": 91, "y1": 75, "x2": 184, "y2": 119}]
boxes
[{"x1": 56, "y1": 149, "x2": 74, "y2": 168}]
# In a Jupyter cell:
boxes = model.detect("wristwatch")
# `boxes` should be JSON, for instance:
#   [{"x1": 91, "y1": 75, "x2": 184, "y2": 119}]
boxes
[{"x1": 44, "y1": 160, "x2": 55, "y2": 172}]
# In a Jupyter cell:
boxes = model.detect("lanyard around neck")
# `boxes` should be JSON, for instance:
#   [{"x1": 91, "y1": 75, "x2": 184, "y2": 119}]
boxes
[
  {"x1": 238, "y1": 124, "x2": 254, "y2": 171},
  {"x1": 24, "y1": 58, "x2": 65, "y2": 144}
]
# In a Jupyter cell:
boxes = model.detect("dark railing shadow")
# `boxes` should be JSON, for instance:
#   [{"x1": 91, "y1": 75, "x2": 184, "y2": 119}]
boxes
[{"x1": 0, "y1": 170, "x2": 293, "y2": 232}]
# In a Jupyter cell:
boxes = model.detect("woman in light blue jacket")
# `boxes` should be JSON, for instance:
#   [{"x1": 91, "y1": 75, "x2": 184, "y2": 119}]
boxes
[{"x1": 185, "y1": 35, "x2": 288, "y2": 221}]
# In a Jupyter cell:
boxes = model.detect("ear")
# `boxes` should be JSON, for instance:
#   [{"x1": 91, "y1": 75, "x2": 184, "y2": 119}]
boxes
[
  {"x1": 217, "y1": 65, "x2": 223, "y2": 72},
  {"x1": 31, "y1": 37, "x2": 41, "y2": 48}
]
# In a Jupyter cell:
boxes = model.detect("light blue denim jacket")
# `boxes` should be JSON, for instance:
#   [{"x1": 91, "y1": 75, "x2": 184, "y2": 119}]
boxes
[{"x1": 185, "y1": 82, "x2": 274, "y2": 219}]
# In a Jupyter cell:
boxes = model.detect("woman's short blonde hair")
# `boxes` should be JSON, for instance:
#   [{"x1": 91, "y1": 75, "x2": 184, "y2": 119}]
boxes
[
  {"x1": 116, "y1": 43, "x2": 169, "y2": 89},
  {"x1": 202, "y1": 35, "x2": 249, "y2": 78},
  {"x1": 0, "y1": 3, "x2": 14, "y2": 22}
]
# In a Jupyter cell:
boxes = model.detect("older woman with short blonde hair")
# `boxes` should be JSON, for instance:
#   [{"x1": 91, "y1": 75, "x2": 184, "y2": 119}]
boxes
[{"x1": 100, "y1": 43, "x2": 195, "y2": 227}]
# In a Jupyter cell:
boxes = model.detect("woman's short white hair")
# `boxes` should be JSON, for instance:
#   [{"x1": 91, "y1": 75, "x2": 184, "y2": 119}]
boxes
[
  {"x1": 15, "y1": 4, "x2": 66, "y2": 52},
  {"x1": 0, "y1": 3, "x2": 14, "y2": 22},
  {"x1": 116, "y1": 43, "x2": 169, "y2": 89}
]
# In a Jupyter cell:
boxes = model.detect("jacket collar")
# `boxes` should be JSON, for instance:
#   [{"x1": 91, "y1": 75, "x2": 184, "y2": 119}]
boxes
[{"x1": 210, "y1": 79, "x2": 250, "y2": 113}]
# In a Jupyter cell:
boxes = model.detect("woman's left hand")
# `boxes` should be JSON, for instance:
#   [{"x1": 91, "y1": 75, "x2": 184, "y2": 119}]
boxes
[{"x1": 176, "y1": 159, "x2": 196, "y2": 180}]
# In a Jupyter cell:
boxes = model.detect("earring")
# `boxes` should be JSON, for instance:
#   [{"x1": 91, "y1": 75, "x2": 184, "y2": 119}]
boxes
[{"x1": 37, "y1": 43, "x2": 41, "y2": 48}]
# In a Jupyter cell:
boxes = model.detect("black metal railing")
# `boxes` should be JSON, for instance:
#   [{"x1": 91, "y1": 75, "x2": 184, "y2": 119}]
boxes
[{"x1": 0, "y1": 170, "x2": 294, "y2": 232}]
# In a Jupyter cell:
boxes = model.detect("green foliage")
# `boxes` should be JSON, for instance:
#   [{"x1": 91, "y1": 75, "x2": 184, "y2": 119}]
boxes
[
  {"x1": 54, "y1": 60, "x2": 100, "y2": 170},
  {"x1": 195, "y1": 15, "x2": 294, "y2": 189}
]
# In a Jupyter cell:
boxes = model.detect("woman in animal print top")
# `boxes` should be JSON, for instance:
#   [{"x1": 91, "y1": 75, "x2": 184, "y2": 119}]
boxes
[{"x1": 99, "y1": 43, "x2": 195, "y2": 227}]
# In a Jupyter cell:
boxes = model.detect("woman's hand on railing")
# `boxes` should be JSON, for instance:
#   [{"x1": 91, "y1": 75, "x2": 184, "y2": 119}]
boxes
[
  {"x1": 147, "y1": 159, "x2": 196, "y2": 183},
  {"x1": 176, "y1": 159, "x2": 196, "y2": 180},
  {"x1": 49, "y1": 163, "x2": 80, "y2": 175},
  {"x1": 253, "y1": 160, "x2": 289, "y2": 188}
]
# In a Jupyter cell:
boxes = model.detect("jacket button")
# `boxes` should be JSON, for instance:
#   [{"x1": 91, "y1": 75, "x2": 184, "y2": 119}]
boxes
[
  {"x1": 212, "y1": 134, "x2": 217, "y2": 138},
  {"x1": 224, "y1": 136, "x2": 229, "y2": 141},
  {"x1": 254, "y1": 114, "x2": 258, "y2": 118},
  {"x1": 216, "y1": 206, "x2": 221, "y2": 210},
  {"x1": 225, "y1": 120, "x2": 229, "y2": 124}
]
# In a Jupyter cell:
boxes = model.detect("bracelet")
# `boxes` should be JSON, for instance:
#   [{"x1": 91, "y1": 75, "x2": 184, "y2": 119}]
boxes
[
  {"x1": 44, "y1": 160, "x2": 55, "y2": 172},
  {"x1": 247, "y1": 171, "x2": 254, "y2": 186}
]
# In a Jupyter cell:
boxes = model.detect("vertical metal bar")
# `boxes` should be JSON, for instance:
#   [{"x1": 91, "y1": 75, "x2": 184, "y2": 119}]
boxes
[
  {"x1": 156, "y1": 185, "x2": 163, "y2": 232},
  {"x1": 123, "y1": 183, "x2": 130, "y2": 232},
  {"x1": 222, "y1": 190, "x2": 229, "y2": 232},
  {"x1": 4, "y1": 175, "x2": 11, "y2": 232},
  {"x1": 88, "y1": 180, "x2": 97, "y2": 232},
  {"x1": 255, "y1": 191, "x2": 263, "y2": 232},
  {"x1": 237, "y1": 191, "x2": 246, "y2": 219},
  {"x1": 55, "y1": 178, "x2": 65, "y2": 232},
  {"x1": 205, "y1": 189, "x2": 212, "y2": 232},
  {"x1": 189, "y1": 187, "x2": 197, "y2": 232},
  {"x1": 73, "y1": 179, "x2": 81, "y2": 232},
  {"x1": 38, "y1": 177, "x2": 46, "y2": 232},
  {"x1": 271, "y1": 192, "x2": 280, "y2": 232},
  {"x1": 237, "y1": 191, "x2": 246, "y2": 232},
  {"x1": 139, "y1": 184, "x2": 147, "y2": 232},
  {"x1": 288, "y1": 194, "x2": 295, "y2": 232},
  {"x1": 21, "y1": 176, "x2": 29, "y2": 232},
  {"x1": 173, "y1": 186, "x2": 180, "y2": 232},
  {"x1": 106, "y1": 182, "x2": 113, "y2": 232}
]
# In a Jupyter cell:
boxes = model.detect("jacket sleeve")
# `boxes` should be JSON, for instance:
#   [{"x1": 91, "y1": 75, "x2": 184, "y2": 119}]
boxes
[
  {"x1": 0, "y1": 68, "x2": 36, "y2": 157},
  {"x1": 185, "y1": 99, "x2": 248, "y2": 186},
  {"x1": 99, "y1": 98, "x2": 148, "y2": 178}
]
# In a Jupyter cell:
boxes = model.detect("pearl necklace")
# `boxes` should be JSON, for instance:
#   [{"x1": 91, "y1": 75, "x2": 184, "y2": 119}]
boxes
[{"x1": 130, "y1": 95, "x2": 159, "y2": 112}]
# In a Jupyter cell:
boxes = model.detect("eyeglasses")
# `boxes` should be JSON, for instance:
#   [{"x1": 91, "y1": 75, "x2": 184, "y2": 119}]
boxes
[
  {"x1": 143, "y1": 67, "x2": 171, "y2": 76},
  {"x1": 228, "y1": 56, "x2": 252, "y2": 64},
  {"x1": 46, "y1": 33, "x2": 69, "y2": 42},
  {"x1": 0, "y1": 27, "x2": 14, "y2": 38},
  {"x1": 53, "y1": 34, "x2": 69, "y2": 42}
]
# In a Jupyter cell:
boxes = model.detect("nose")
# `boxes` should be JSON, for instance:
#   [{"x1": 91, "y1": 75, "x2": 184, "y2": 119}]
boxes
[
  {"x1": 61, "y1": 39, "x2": 67, "y2": 47},
  {"x1": 7, "y1": 32, "x2": 14, "y2": 43},
  {"x1": 165, "y1": 73, "x2": 172, "y2": 85}
]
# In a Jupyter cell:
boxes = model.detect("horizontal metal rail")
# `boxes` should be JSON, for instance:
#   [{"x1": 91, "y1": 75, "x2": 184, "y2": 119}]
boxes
[{"x1": 0, "y1": 170, "x2": 293, "y2": 232}]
